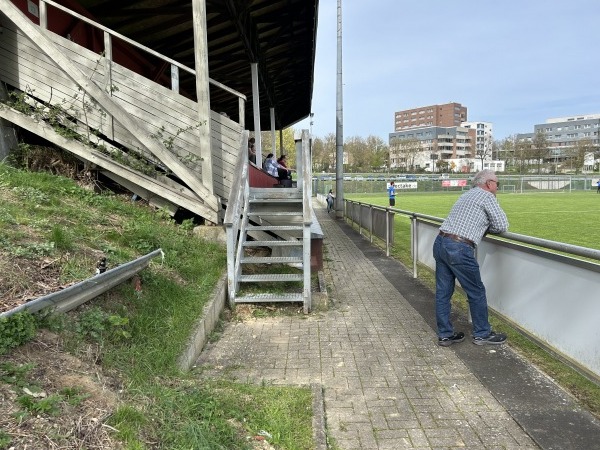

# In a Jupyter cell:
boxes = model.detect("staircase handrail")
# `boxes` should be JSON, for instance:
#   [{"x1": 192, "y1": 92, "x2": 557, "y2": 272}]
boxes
[
  {"x1": 224, "y1": 130, "x2": 250, "y2": 304},
  {"x1": 38, "y1": 0, "x2": 247, "y2": 111},
  {"x1": 300, "y1": 130, "x2": 313, "y2": 225},
  {"x1": 300, "y1": 129, "x2": 312, "y2": 313}
]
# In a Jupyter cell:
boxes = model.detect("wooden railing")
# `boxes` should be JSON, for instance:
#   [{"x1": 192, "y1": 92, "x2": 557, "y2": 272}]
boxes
[{"x1": 38, "y1": 0, "x2": 246, "y2": 126}]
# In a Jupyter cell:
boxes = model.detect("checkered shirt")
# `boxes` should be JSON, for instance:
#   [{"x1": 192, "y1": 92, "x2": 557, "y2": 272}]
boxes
[{"x1": 439, "y1": 187, "x2": 509, "y2": 245}]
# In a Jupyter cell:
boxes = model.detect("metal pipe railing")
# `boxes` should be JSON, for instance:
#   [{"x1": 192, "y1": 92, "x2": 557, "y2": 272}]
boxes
[{"x1": 342, "y1": 199, "x2": 600, "y2": 263}]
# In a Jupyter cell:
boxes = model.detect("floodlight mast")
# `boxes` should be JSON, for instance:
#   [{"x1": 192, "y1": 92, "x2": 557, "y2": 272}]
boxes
[{"x1": 335, "y1": 0, "x2": 344, "y2": 217}]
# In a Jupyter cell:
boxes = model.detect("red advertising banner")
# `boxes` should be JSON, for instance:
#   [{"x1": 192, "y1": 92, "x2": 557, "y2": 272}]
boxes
[{"x1": 441, "y1": 179, "x2": 468, "y2": 187}]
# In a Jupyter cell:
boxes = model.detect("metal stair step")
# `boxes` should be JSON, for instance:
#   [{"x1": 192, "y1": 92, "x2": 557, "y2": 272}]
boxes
[
  {"x1": 247, "y1": 211, "x2": 302, "y2": 216},
  {"x1": 242, "y1": 256, "x2": 303, "y2": 264},
  {"x1": 249, "y1": 188, "x2": 302, "y2": 199},
  {"x1": 234, "y1": 293, "x2": 304, "y2": 303},
  {"x1": 243, "y1": 240, "x2": 302, "y2": 247},
  {"x1": 246, "y1": 225, "x2": 303, "y2": 231},
  {"x1": 239, "y1": 273, "x2": 303, "y2": 282},
  {"x1": 249, "y1": 198, "x2": 302, "y2": 204}
]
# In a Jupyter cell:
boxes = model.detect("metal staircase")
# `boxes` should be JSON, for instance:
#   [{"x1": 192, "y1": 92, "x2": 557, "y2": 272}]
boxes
[{"x1": 225, "y1": 131, "x2": 313, "y2": 313}]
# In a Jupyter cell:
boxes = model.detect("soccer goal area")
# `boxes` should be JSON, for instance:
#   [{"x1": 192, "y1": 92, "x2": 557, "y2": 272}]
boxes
[{"x1": 499, "y1": 176, "x2": 585, "y2": 193}]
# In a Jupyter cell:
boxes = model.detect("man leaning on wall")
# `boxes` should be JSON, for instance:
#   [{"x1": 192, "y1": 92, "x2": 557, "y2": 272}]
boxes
[{"x1": 433, "y1": 169, "x2": 509, "y2": 347}]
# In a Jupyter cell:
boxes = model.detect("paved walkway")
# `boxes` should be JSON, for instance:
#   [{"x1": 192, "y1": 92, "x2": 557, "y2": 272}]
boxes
[{"x1": 196, "y1": 205, "x2": 600, "y2": 449}]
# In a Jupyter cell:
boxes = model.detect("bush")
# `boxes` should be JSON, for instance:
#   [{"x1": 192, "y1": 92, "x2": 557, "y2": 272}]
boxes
[{"x1": 0, "y1": 312, "x2": 38, "y2": 355}]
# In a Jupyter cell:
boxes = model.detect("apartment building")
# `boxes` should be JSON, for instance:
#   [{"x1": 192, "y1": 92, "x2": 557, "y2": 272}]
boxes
[
  {"x1": 389, "y1": 125, "x2": 475, "y2": 172},
  {"x1": 516, "y1": 114, "x2": 600, "y2": 163},
  {"x1": 394, "y1": 102, "x2": 467, "y2": 131},
  {"x1": 461, "y1": 121, "x2": 493, "y2": 156}
]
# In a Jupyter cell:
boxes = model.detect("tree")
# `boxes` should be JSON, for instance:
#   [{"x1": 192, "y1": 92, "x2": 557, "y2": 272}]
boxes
[
  {"x1": 259, "y1": 127, "x2": 296, "y2": 165},
  {"x1": 566, "y1": 139, "x2": 593, "y2": 174},
  {"x1": 497, "y1": 136, "x2": 516, "y2": 171},
  {"x1": 311, "y1": 133, "x2": 336, "y2": 172},
  {"x1": 531, "y1": 129, "x2": 550, "y2": 174},
  {"x1": 476, "y1": 141, "x2": 492, "y2": 171},
  {"x1": 390, "y1": 137, "x2": 421, "y2": 172},
  {"x1": 365, "y1": 135, "x2": 387, "y2": 172},
  {"x1": 436, "y1": 159, "x2": 449, "y2": 173},
  {"x1": 344, "y1": 136, "x2": 369, "y2": 172},
  {"x1": 515, "y1": 139, "x2": 533, "y2": 174}
]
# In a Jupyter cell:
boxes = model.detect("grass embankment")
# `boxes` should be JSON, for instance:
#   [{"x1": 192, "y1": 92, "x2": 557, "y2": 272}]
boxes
[
  {"x1": 0, "y1": 162, "x2": 313, "y2": 449},
  {"x1": 346, "y1": 190, "x2": 600, "y2": 419}
]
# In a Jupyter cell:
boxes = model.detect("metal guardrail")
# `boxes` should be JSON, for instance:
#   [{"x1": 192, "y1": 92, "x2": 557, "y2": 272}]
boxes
[
  {"x1": 343, "y1": 201, "x2": 600, "y2": 263},
  {"x1": 341, "y1": 199, "x2": 600, "y2": 383},
  {"x1": 0, "y1": 249, "x2": 164, "y2": 319}
]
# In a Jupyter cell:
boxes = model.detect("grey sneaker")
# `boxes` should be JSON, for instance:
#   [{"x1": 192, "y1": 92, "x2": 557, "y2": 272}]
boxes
[
  {"x1": 472, "y1": 331, "x2": 507, "y2": 346},
  {"x1": 438, "y1": 332, "x2": 465, "y2": 347}
]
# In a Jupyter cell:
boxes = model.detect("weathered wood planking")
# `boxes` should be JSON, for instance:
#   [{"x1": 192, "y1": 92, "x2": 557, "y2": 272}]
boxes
[
  {"x1": 0, "y1": 105, "x2": 218, "y2": 222},
  {"x1": 0, "y1": 10, "x2": 243, "y2": 205}
]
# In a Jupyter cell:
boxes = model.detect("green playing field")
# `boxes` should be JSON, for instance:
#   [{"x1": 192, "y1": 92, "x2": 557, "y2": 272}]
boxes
[{"x1": 346, "y1": 191, "x2": 598, "y2": 250}]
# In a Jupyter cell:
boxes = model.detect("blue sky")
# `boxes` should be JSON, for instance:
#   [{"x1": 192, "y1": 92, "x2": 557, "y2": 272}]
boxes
[{"x1": 297, "y1": 0, "x2": 600, "y2": 142}]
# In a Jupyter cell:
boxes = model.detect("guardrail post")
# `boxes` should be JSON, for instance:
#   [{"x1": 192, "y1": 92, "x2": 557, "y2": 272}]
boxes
[
  {"x1": 385, "y1": 208, "x2": 390, "y2": 257},
  {"x1": 411, "y1": 214, "x2": 418, "y2": 278},
  {"x1": 358, "y1": 202, "x2": 362, "y2": 235},
  {"x1": 369, "y1": 205, "x2": 373, "y2": 243}
]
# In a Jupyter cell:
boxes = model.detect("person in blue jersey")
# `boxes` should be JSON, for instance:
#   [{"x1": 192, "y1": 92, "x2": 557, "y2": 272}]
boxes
[
  {"x1": 433, "y1": 169, "x2": 509, "y2": 347},
  {"x1": 387, "y1": 181, "x2": 396, "y2": 207}
]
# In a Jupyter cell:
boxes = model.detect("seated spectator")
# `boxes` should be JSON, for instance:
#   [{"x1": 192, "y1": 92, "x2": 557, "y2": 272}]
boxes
[
  {"x1": 264, "y1": 153, "x2": 278, "y2": 177},
  {"x1": 277, "y1": 155, "x2": 293, "y2": 181},
  {"x1": 248, "y1": 137, "x2": 256, "y2": 164}
]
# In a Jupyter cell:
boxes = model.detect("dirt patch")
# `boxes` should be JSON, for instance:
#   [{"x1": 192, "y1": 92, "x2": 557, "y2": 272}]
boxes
[
  {"x1": 0, "y1": 254, "x2": 69, "y2": 312},
  {"x1": 0, "y1": 330, "x2": 124, "y2": 449}
]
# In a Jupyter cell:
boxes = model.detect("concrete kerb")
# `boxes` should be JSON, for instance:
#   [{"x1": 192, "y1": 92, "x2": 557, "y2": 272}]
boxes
[
  {"x1": 177, "y1": 272, "x2": 227, "y2": 371},
  {"x1": 312, "y1": 383, "x2": 328, "y2": 450}
]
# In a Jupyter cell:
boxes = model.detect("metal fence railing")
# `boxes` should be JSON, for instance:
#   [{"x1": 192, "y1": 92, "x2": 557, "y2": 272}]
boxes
[{"x1": 330, "y1": 197, "x2": 600, "y2": 384}]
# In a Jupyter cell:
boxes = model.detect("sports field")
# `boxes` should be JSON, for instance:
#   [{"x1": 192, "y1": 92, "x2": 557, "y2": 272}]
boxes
[{"x1": 346, "y1": 190, "x2": 599, "y2": 250}]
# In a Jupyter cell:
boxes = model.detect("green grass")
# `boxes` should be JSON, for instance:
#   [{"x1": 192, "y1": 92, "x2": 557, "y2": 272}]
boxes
[
  {"x1": 344, "y1": 190, "x2": 600, "y2": 419},
  {"x1": 0, "y1": 162, "x2": 314, "y2": 449}
]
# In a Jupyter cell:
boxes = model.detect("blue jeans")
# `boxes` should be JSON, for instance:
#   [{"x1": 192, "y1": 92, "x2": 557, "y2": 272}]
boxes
[{"x1": 433, "y1": 235, "x2": 491, "y2": 339}]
